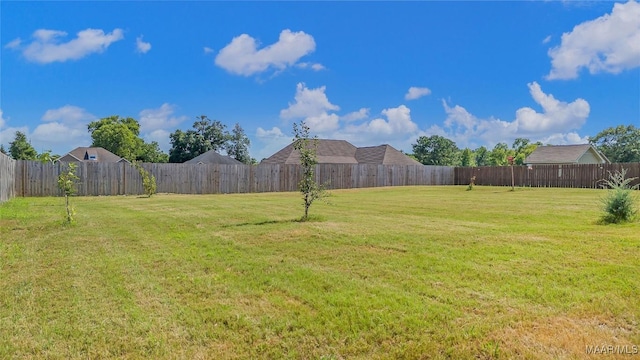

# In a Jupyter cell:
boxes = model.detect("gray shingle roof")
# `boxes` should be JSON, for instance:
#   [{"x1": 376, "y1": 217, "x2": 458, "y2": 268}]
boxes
[
  {"x1": 60, "y1": 147, "x2": 125, "y2": 163},
  {"x1": 184, "y1": 150, "x2": 243, "y2": 165},
  {"x1": 261, "y1": 140, "x2": 421, "y2": 165},
  {"x1": 525, "y1": 144, "x2": 608, "y2": 164}
]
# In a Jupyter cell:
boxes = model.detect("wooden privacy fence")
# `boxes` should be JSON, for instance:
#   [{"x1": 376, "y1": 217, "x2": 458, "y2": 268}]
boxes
[
  {"x1": 14, "y1": 161, "x2": 455, "y2": 197},
  {"x1": 455, "y1": 163, "x2": 640, "y2": 189},
  {"x1": 0, "y1": 153, "x2": 16, "y2": 203}
]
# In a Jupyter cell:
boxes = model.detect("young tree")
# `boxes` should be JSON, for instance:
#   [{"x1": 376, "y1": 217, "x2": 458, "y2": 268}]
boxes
[
  {"x1": 58, "y1": 162, "x2": 80, "y2": 224},
  {"x1": 293, "y1": 120, "x2": 327, "y2": 221},
  {"x1": 411, "y1": 135, "x2": 460, "y2": 166},
  {"x1": 0, "y1": 145, "x2": 7, "y2": 155},
  {"x1": 589, "y1": 125, "x2": 640, "y2": 163},
  {"x1": 9, "y1": 131, "x2": 37, "y2": 160},
  {"x1": 226, "y1": 123, "x2": 251, "y2": 164}
]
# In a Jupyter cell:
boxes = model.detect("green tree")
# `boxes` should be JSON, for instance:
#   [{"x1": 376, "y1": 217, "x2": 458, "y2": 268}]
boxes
[
  {"x1": 489, "y1": 142, "x2": 514, "y2": 166},
  {"x1": 58, "y1": 162, "x2": 79, "y2": 224},
  {"x1": 460, "y1": 148, "x2": 475, "y2": 167},
  {"x1": 589, "y1": 125, "x2": 640, "y2": 163},
  {"x1": 169, "y1": 116, "x2": 228, "y2": 163},
  {"x1": 411, "y1": 135, "x2": 460, "y2": 166},
  {"x1": 474, "y1": 146, "x2": 491, "y2": 166},
  {"x1": 293, "y1": 120, "x2": 328, "y2": 221},
  {"x1": 226, "y1": 123, "x2": 251, "y2": 164},
  {"x1": 88, "y1": 116, "x2": 143, "y2": 161},
  {"x1": 9, "y1": 131, "x2": 37, "y2": 160},
  {"x1": 0, "y1": 145, "x2": 7, "y2": 155},
  {"x1": 138, "y1": 141, "x2": 169, "y2": 163},
  {"x1": 512, "y1": 138, "x2": 541, "y2": 165}
]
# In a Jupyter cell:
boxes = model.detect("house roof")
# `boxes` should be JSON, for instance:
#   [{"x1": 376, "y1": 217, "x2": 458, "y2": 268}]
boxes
[
  {"x1": 525, "y1": 144, "x2": 609, "y2": 164},
  {"x1": 184, "y1": 150, "x2": 243, "y2": 165},
  {"x1": 261, "y1": 139, "x2": 358, "y2": 164},
  {"x1": 356, "y1": 145, "x2": 422, "y2": 165},
  {"x1": 60, "y1": 147, "x2": 126, "y2": 163},
  {"x1": 261, "y1": 139, "x2": 421, "y2": 165}
]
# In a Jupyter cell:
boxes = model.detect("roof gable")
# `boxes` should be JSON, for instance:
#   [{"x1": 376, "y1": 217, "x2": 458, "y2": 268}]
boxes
[
  {"x1": 184, "y1": 150, "x2": 243, "y2": 165},
  {"x1": 525, "y1": 144, "x2": 608, "y2": 164},
  {"x1": 61, "y1": 147, "x2": 124, "y2": 163}
]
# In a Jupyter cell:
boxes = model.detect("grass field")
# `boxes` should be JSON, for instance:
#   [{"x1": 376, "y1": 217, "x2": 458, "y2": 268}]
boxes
[{"x1": 1, "y1": 186, "x2": 638, "y2": 359}]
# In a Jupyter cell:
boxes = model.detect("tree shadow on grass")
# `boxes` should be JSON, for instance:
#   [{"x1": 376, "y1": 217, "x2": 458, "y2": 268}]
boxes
[{"x1": 223, "y1": 215, "x2": 326, "y2": 227}]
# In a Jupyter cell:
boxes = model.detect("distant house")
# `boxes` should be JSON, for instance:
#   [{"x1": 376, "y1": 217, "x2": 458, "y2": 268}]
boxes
[
  {"x1": 525, "y1": 144, "x2": 609, "y2": 165},
  {"x1": 261, "y1": 139, "x2": 421, "y2": 166},
  {"x1": 184, "y1": 150, "x2": 244, "y2": 165},
  {"x1": 59, "y1": 147, "x2": 129, "y2": 163}
]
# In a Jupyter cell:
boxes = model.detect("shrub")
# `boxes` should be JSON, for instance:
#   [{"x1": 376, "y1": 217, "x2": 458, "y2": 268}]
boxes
[{"x1": 600, "y1": 168, "x2": 639, "y2": 224}]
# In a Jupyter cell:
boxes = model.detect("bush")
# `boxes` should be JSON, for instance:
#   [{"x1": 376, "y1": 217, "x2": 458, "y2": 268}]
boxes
[{"x1": 600, "y1": 168, "x2": 639, "y2": 224}]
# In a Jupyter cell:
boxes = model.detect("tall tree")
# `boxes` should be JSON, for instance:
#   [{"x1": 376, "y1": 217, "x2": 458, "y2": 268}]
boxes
[
  {"x1": 0, "y1": 145, "x2": 7, "y2": 155},
  {"x1": 168, "y1": 116, "x2": 228, "y2": 163},
  {"x1": 460, "y1": 148, "x2": 475, "y2": 167},
  {"x1": 9, "y1": 131, "x2": 37, "y2": 160},
  {"x1": 138, "y1": 141, "x2": 169, "y2": 163},
  {"x1": 411, "y1": 135, "x2": 460, "y2": 166},
  {"x1": 512, "y1": 138, "x2": 541, "y2": 165},
  {"x1": 589, "y1": 125, "x2": 640, "y2": 163},
  {"x1": 489, "y1": 142, "x2": 514, "y2": 166},
  {"x1": 226, "y1": 123, "x2": 251, "y2": 164},
  {"x1": 88, "y1": 116, "x2": 143, "y2": 161},
  {"x1": 474, "y1": 146, "x2": 491, "y2": 166}
]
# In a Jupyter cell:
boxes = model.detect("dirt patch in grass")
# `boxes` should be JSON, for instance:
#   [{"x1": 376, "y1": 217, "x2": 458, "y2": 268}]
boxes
[{"x1": 495, "y1": 314, "x2": 638, "y2": 359}]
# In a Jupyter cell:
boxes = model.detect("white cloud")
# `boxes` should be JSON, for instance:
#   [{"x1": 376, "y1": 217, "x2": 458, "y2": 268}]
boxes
[
  {"x1": 136, "y1": 35, "x2": 151, "y2": 54},
  {"x1": 257, "y1": 126, "x2": 285, "y2": 138},
  {"x1": 547, "y1": 0, "x2": 640, "y2": 79},
  {"x1": 542, "y1": 35, "x2": 552, "y2": 44},
  {"x1": 215, "y1": 29, "x2": 317, "y2": 76},
  {"x1": 538, "y1": 132, "x2": 589, "y2": 145},
  {"x1": 255, "y1": 126, "x2": 292, "y2": 161},
  {"x1": 144, "y1": 129, "x2": 172, "y2": 152},
  {"x1": 0, "y1": 109, "x2": 5, "y2": 129},
  {"x1": 341, "y1": 108, "x2": 370, "y2": 122},
  {"x1": 297, "y1": 62, "x2": 326, "y2": 71},
  {"x1": 280, "y1": 83, "x2": 340, "y2": 122},
  {"x1": 204, "y1": 47, "x2": 214, "y2": 54},
  {"x1": 515, "y1": 82, "x2": 589, "y2": 133},
  {"x1": 436, "y1": 82, "x2": 590, "y2": 148},
  {"x1": 26, "y1": 105, "x2": 96, "y2": 153},
  {"x1": 139, "y1": 103, "x2": 186, "y2": 133},
  {"x1": 42, "y1": 105, "x2": 95, "y2": 124},
  {"x1": 5, "y1": 38, "x2": 21, "y2": 49},
  {"x1": 405, "y1": 86, "x2": 432, "y2": 100},
  {"x1": 8, "y1": 28, "x2": 124, "y2": 64},
  {"x1": 345, "y1": 105, "x2": 419, "y2": 140}
]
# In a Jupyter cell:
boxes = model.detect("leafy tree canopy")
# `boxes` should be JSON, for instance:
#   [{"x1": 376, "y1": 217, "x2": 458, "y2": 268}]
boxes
[
  {"x1": 88, "y1": 115, "x2": 168, "y2": 162},
  {"x1": 169, "y1": 116, "x2": 228, "y2": 163},
  {"x1": 9, "y1": 131, "x2": 37, "y2": 160},
  {"x1": 589, "y1": 125, "x2": 640, "y2": 163},
  {"x1": 226, "y1": 123, "x2": 252, "y2": 164},
  {"x1": 411, "y1": 135, "x2": 460, "y2": 166}
]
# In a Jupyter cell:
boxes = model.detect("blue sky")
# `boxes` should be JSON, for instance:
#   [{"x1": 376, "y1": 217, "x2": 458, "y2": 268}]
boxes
[{"x1": 1, "y1": 1, "x2": 639, "y2": 161}]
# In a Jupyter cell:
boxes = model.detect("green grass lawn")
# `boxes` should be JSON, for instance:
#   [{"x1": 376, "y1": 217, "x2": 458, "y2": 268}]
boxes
[{"x1": 1, "y1": 186, "x2": 638, "y2": 359}]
